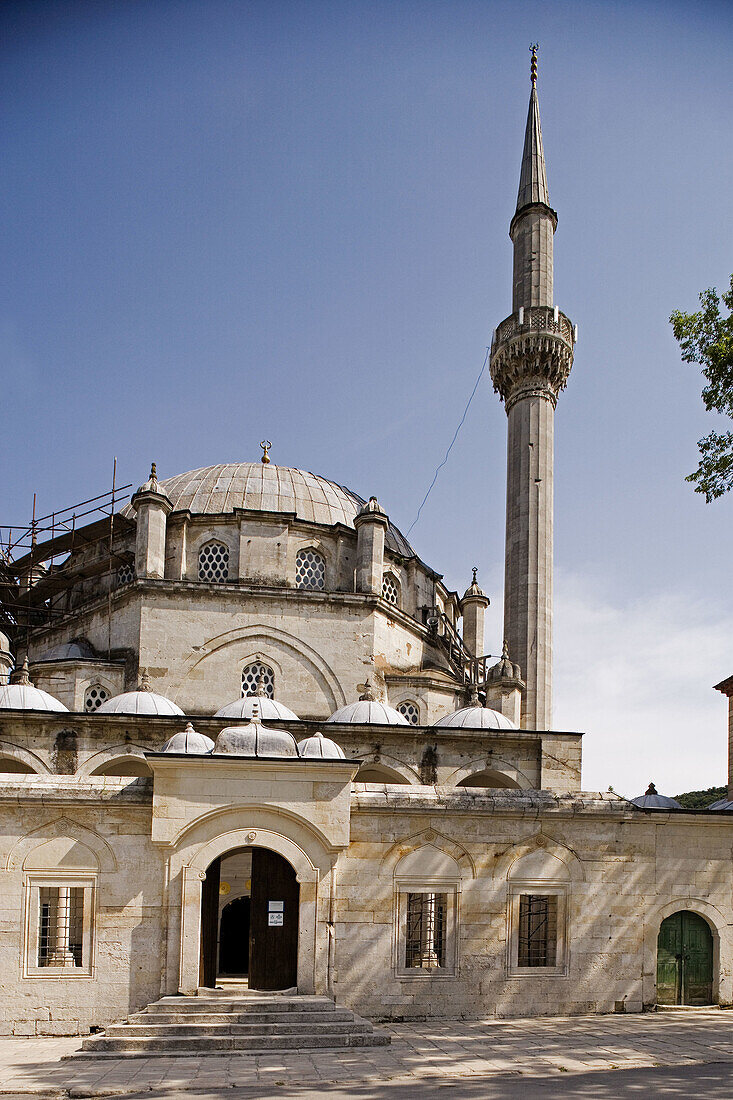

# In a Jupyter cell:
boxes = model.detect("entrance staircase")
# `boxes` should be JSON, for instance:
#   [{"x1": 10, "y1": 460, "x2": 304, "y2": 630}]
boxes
[{"x1": 79, "y1": 989, "x2": 391, "y2": 1056}]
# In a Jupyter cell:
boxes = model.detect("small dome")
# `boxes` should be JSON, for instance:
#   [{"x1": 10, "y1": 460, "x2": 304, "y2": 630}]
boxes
[
  {"x1": 36, "y1": 640, "x2": 96, "y2": 662},
  {"x1": 215, "y1": 695, "x2": 299, "y2": 721},
  {"x1": 709, "y1": 798, "x2": 733, "y2": 811},
  {"x1": 298, "y1": 732, "x2": 346, "y2": 759},
  {"x1": 630, "y1": 782, "x2": 682, "y2": 810},
  {"x1": 435, "y1": 700, "x2": 517, "y2": 730},
  {"x1": 486, "y1": 640, "x2": 522, "y2": 684},
  {"x1": 327, "y1": 680, "x2": 408, "y2": 726},
  {"x1": 162, "y1": 723, "x2": 215, "y2": 755},
  {"x1": 215, "y1": 700, "x2": 299, "y2": 757},
  {"x1": 461, "y1": 567, "x2": 488, "y2": 603},
  {"x1": 97, "y1": 670, "x2": 184, "y2": 716},
  {"x1": 0, "y1": 659, "x2": 68, "y2": 713}
]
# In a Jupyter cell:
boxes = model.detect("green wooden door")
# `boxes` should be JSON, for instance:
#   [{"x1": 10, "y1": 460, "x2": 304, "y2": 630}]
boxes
[{"x1": 657, "y1": 912, "x2": 713, "y2": 1005}]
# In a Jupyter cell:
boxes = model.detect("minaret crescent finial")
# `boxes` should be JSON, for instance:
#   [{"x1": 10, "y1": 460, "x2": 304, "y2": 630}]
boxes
[{"x1": 530, "y1": 43, "x2": 538, "y2": 86}]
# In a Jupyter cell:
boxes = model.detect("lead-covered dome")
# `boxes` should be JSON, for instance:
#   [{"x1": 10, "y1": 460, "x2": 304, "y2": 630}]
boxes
[
  {"x1": 630, "y1": 783, "x2": 682, "y2": 810},
  {"x1": 0, "y1": 659, "x2": 68, "y2": 713},
  {"x1": 298, "y1": 732, "x2": 346, "y2": 758},
  {"x1": 98, "y1": 671, "x2": 184, "y2": 717},
  {"x1": 162, "y1": 723, "x2": 215, "y2": 754},
  {"x1": 215, "y1": 695, "x2": 299, "y2": 721},
  {"x1": 124, "y1": 462, "x2": 414, "y2": 557},
  {"x1": 435, "y1": 701, "x2": 517, "y2": 730},
  {"x1": 327, "y1": 681, "x2": 408, "y2": 726},
  {"x1": 215, "y1": 701, "x2": 299, "y2": 757}
]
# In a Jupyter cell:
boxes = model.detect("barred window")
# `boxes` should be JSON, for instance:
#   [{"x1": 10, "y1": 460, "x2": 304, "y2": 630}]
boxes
[
  {"x1": 116, "y1": 561, "x2": 135, "y2": 587},
  {"x1": 518, "y1": 894, "x2": 558, "y2": 967},
  {"x1": 405, "y1": 892, "x2": 447, "y2": 969},
  {"x1": 397, "y1": 701, "x2": 419, "y2": 725},
  {"x1": 295, "y1": 548, "x2": 325, "y2": 591},
  {"x1": 241, "y1": 661, "x2": 274, "y2": 699},
  {"x1": 84, "y1": 685, "x2": 109, "y2": 712},
  {"x1": 382, "y1": 572, "x2": 400, "y2": 607},
  {"x1": 198, "y1": 541, "x2": 229, "y2": 583},
  {"x1": 38, "y1": 886, "x2": 84, "y2": 967}
]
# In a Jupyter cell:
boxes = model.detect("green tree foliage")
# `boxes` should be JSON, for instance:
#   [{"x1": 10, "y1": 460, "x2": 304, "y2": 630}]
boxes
[
  {"x1": 670, "y1": 275, "x2": 733, "y2": 501},
  {"x1": 674, "y1": 785, "x2": 727, "y2": 809}
]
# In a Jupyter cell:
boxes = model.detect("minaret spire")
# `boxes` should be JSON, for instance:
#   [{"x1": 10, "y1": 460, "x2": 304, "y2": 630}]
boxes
[{"x1": 489, "y1": 54, "x2": 576, "y2": 731}]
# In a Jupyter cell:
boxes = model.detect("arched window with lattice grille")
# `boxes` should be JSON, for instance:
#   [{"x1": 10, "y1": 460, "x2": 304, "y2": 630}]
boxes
[
  {"x1": 116, "y1": 561, "x2": 135, "y2": 587},
  {"x1": 397, "y1": 700, "x2": 419, "y2": 725},
  {"x1": 198, "y1": 541, "x2": 229, "y2": 583},
  {"x1": 241, "y1": 661, "x2": 274, "y2": 699},
  {"x1": 382, "y1": 572, "x2": 401, "y2": 607},
  {"x1": 84, "y1": 685, "x2": 110, "y2": 712},
  {"x1": 295, "y1": 548, "x2": 325, "y2": 591}
]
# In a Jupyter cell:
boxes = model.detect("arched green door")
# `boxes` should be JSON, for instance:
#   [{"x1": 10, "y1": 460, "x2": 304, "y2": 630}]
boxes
[{"x1": 657, "y1": 911, "x2": 713, "y2": 1005}]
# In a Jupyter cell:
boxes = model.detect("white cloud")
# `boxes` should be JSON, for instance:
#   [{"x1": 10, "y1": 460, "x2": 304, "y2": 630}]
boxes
[{"x1": 554, "y1": 572, "x2": 731, "y2": 798}]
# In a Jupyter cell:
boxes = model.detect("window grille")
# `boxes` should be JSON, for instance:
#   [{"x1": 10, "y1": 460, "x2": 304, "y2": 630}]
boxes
[
  {"x1": 397, "y1": 701, "x2": 419, "y2": 725},
  {"x1": 405, "y1": 892, "x2": 446, "y2": 969},
  {"x1": 116, "y1": 562, "x2": 134, "y2": 587},
  {"x1": 295, "y1": 548, "x2": 325, "y2": 590},
  {"x1": 382, "y1": 573, "x2": 400, "y2": 607},
  {"x1": 37, "y1": 886, "x2": 84, "y2": 968},
  {"x1": 198, "y1": 542, "x2": 229, "y2": 583},
  {"x1": 84, "y1": 685, "x2": 109, "y2": 712},
  {"x1": 518, "y1": 894, "x2": 558, "y2": 967},
  {"x1": 241, "y1": 661, "x2": 274, "y2": 699}
]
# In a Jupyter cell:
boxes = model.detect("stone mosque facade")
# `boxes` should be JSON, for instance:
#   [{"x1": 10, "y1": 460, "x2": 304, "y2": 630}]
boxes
[{"x1": 1, "y1": 64, "x2": 733, "y2": 1039}]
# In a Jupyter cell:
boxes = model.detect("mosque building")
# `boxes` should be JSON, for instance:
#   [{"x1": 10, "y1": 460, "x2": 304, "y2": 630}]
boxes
[{"x1": 0, "y1": 56, "x2": 731, "y2": 1046}]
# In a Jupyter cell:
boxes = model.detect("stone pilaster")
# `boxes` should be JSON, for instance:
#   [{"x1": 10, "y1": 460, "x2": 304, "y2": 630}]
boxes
[{"x1": 354, "y1": 497, "x2": 388, "y2": 596}]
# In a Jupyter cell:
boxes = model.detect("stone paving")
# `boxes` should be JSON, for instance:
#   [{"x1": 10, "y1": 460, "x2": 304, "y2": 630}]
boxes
[{"x1": 0, "y1": 1010, "x2": 731, "y2": 1096}]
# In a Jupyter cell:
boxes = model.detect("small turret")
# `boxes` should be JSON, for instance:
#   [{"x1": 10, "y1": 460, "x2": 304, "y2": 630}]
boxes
[
  {"x1": 354, "y1": 497, "x2": 389, "y2": 596},
  {"x1": 460, "y1": 568, "x2": 490, "y2": 657},
  {"x1": 130, "y1": 463, "x2": 172, "y2": 580}
]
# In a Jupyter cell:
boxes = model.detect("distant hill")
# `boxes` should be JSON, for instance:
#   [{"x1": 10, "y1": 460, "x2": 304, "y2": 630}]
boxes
[{"x1": 674, "y1": 786, "x2": 727, "y2": 809}]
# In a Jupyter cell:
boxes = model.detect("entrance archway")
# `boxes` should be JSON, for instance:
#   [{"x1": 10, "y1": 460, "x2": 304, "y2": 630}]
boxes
[
  {"x1": 657, "y1": 911, "x2": 713, "y2": 1005},
  {"x1": 199, "y1": 846, "x2": 300, "y2": 991}
]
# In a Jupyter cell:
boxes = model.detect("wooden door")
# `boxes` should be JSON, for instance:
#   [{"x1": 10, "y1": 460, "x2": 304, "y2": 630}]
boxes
[
  {"x1": 249, "y1": 848, "x2": 299, "y2": 990},
  {"x1": 199, "y1": 857, "x2": 221, "y2": 988},
  {"x1": 657, "y1": 912, "x2": 713, "y2": 1005}
]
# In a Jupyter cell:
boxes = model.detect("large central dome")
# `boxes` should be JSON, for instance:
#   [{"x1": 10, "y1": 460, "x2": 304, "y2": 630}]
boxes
[{"x1": 148, "y1": 463, "x2": 415, "y2": 557}]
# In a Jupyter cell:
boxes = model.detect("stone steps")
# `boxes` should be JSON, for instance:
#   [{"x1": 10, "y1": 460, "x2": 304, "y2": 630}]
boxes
[{"x1": 80, "y1": 992, "x2": 390, "y2": 1057}]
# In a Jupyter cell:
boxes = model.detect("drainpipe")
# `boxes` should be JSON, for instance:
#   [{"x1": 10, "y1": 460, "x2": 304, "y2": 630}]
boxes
[{"x1": 327, "y1": 858, "x2": 338, "y2": 998}]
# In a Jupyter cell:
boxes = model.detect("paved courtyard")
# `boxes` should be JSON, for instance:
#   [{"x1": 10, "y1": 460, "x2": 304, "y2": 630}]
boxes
[{"x1": 0, "y1": 1009, "x2": 731, "y2": 1097}]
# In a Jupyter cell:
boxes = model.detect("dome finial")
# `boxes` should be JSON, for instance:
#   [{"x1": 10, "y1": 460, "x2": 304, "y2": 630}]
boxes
[
  {"x1": 139, "y1": 668, "x2": 152, "y2": 692},
  {"x1": 150, "y1": 461, "x2": 157, "y2": 483},
  {"x1": 472, "y1": 566, "x2": 478, "y2": 584},
  {"x1": 645, "y1": 781, "x2": 658, "y2": 796},
  {"x1": 255, "y1": 672, "x2": 267, "y2": 698},
  {"x1": 530, "y1": 42, "x2": 538, "y2": 86},
  {"x1": 10, "y1": 657, "x2": 32, "y2": 686},
  {"x1": 502, "y1": 638, "x2": 510, "y2": 661},
  {"x1": 359, "y1": 678, "x2": 377, "y2": 702},
  {"x1": 260, "y1": 440, "x2": 271, "y2": 465}
]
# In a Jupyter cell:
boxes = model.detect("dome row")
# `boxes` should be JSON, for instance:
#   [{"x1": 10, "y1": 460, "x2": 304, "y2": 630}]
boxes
[
  {"x1": 162, "y1": 713, "x2": 345, "y2": 760},
  {"x1": 0, "y1": 669, "x2": 518, "y2": 730}
]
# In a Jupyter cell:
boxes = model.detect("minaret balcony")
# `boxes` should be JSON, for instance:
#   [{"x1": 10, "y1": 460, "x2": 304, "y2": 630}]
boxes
[{"x1": 490, "y1": 306, "x2": 576, "y2": 410}]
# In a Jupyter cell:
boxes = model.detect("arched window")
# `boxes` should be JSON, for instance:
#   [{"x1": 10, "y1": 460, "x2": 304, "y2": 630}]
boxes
[
  {"x1": 382, "y1": 572, "x2": 400, "y2": 607},
  {"x1": 84, "y1": 685, "x2": 110, "y2": 713},
  {"x1": 295, "y1": 548, "x2": 325, "y2": 591},
  {"x1": 241, "y1": 661, "x2": 274, "y2": 699},
  {"x1": 198, "y1": 541, "x2": 229, "y2": 583},
  {"x1": 397, "y1": 701, "x2": 419, "y2": 725},
  {"x1": 116, "y1": 561, "x2": 135, "y2": 587}
]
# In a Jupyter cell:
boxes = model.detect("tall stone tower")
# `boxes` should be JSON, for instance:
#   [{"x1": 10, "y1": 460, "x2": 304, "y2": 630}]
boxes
[{"x1": 489, "y1": 50, "x2": 575, "y2": 730}]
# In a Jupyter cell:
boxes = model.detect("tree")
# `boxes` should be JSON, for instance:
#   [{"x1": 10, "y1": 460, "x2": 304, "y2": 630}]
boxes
[{"x1": 670, "y1": 274, "x2": 733, "y2": 501}]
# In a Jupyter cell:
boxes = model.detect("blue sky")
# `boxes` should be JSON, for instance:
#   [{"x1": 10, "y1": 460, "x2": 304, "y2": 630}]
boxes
[{"x1": 2, "y1": 0, "x2": 732, "y2": 794}]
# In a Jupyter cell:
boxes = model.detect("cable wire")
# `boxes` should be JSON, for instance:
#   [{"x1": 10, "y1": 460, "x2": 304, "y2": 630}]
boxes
[{"x1": 406, "y1": 346, "x2": 490, "y2": 536}]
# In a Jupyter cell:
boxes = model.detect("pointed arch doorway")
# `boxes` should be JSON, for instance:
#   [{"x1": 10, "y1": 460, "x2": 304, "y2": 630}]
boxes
[
  {"x1": 200, "y1": 847, "x2": 299, "y2": 991},
  {"x1": 657, "y1": 911, "x2": 713, "y2": 1005}
]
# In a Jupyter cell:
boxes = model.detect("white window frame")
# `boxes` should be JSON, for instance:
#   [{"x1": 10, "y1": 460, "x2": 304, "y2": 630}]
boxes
[
  {"x1": 23, "y1": 875, "x2": 96, "y2": 979},
  {"x1": 394, "y1": 878, "x2": 460, "y2": 980},
  {"x1": 198, "y1": 540, "x2": 230, "y2": 583},
  {"x1": 294, "y1": 546, "x2": 326, "y2": 591},
  {"x1": 396, "y1": 699, "x2": 420, "y2": 725},
  {"x1": 507, "y1": 882, "x2": 568, "y2": 978}
]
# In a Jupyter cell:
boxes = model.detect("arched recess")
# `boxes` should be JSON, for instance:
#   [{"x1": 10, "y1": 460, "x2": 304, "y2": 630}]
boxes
[
  {"x1": 7, "y1": 817, "x2": 117, "y2": 872},
  {"x1": 642, "y1": 898, "x2": 730, "y2": 1008},
  {"x1": 91, "y1": 757, "x2": 152, "y2": 778},
  {"x1": 0, "y1": 741, "x2": 49, "y2": 774},
  {"x1": 446, "y1": 757, "x2": 532, "y2": 790},
  {"x1": 380, "y1": 829, "x2": 476, "y2": 881},
  {"x1": 78, "y1": 744, "x2": 151, "y2": 778},
  {"x1": 494, "y1": 833, "x2": 585, "y2": 884},
  {"x1": 457, "y1": 769, "x2": 521, "y2": 790},
  {"x1": 353, "y1": 753, "x2": 420, "y2": 785},
  {"x1": 174, "y1": 812, "x2": 335, "y2": 997},
  {"x1": 174, "y1": 624, "x2": 346, "y2": 712}
]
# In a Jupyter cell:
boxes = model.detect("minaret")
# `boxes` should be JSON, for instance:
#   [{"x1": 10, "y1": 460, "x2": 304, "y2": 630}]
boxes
[{"x1": 489, "y1": 48, "x2": 575, "y2": 730}]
